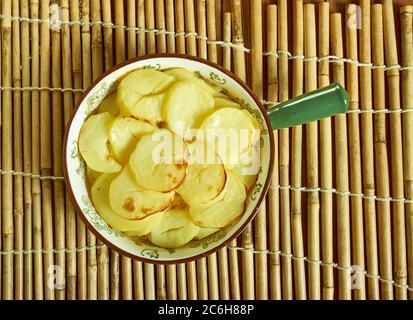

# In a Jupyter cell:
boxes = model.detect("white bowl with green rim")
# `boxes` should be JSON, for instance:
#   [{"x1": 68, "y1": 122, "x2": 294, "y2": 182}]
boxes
[{"x1": 63, "y1": 53, "x2": 348, "y2": 264}]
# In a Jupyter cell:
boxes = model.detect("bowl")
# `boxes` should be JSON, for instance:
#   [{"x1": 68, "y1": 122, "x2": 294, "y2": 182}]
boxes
[{"x1": 64, "y1": 53, "x2": 274, "y2": 264}]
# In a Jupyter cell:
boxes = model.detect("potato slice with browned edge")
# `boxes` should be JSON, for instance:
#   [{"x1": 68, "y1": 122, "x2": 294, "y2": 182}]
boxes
[
  {"x1": 129, "y1": 129, "x2": 188, "y2": 192},
  {"x1": 163, "y1": 81, "x2": 215, "y2": 137},
  {"x1": 200, "y1": 108, "x2": 261, "y2": 166},
  {"x1": 109, "y1": 117, "x2": 156, "y2": 164},
  {"x1": 118, "y1": 69, "x2": 174, "y2": 115},
  {"x1": 128, "y1": 94, "x2": 165, "y2": 125},
  {"x1": 148, "y1": 208, "x2": 199, "y2": 248},
  {"x1": 177, "y1": 148, "x2": 226, "y2": 205},
  {"x1": 195, "y1": 227, "x2": 220, "y2": 240},
  {"x1": 189, "y1": 171, "x2": 246, "y2": 228},
  {"x1": 109, "y1": 167, "x2": 174, "y2": 220},
  {"x1": 164, "y1": 67, "x2": 222, "y2": 95},
  {"x1": 91, "y1": 174, "x2": 163, "y2": 236},
  {"x1": 97, "y1": 93, "x2": 119, "y2": 116},
  {"x1": 79, "y1": 112, "x2": 122, "y2": 173}
]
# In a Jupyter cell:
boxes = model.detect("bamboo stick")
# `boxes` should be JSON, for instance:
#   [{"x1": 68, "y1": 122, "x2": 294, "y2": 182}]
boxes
[
  {"x1": 1, "y1": 0, "x2": 14, "y2": 300},
  {"x1": 20, "y1": 0, "x2": 33, "y2": 300},
  {"x1": 383, "y1": 0, "x2": 408, "y2": 300},
  {"x1": 277, "y1": 0, "x2": 293, "y2": 300},
  {"x1": 231, "y1": 0, "x2": 246, "y2": 82},
  {"x1": 153, "y1": 0, "x2": 168, "y2": 300},
  {"x1": 140, "y1": 0, "x2": 156, "y2": 301},
  {"x1": 145, "y1": 0, "x2": 156, "y2": 54},
  {"x1": 91, "y1": 0, "x2": 109, "y2": 300},
  {"x1": 184, "y1": 0, "x2": 196, "y2": 56},
  {"x1": 182, "y1": 0, "x2": 199, "y2": 300},
  {"x1": 345, "y1": 4, "x2": 365, "y2": 300},
  {"x1": 197, "y1": 0, "x2": 207, "y2": 59},
  {"x1": 165, "y1": 0, "x2": 175, "y2": 54},
  {"x1": 177, "y1": 263, "x2": 187, "y2": 300},
  {"x1": 206, "y1": 0, "x2": 217, "y2": 63},
  {"x1": 101, "y1": 0, "x2": 120, "y2": 300},
  {"x1": 51, "y1": 0, "x2": 66, "y2": 300},
  {"x1": 30, "y1": 0, "x2": 44, "y2": 300},
  {"x1": 137, "y1": 0, "x2": 146, "y2": 56},
  {"x1": 39, "y1": 0, "x2": 54, "y2": 300},
  {"x1": 266, "y1": 4, "x2": 281, "y2": 301},
  {"x1": 318, "y1": 1, "x2": 333, "y2": 301},
  {"x1": 114, "y1": 0, "x2": 133, "y2": 300},
  {"x1": 231, "y1": 0, "x2": 254, "y2": 300},
  {"x1": 157, "y1": 265, "x2": 166, "y2": 300},
  {"x1": 161, "y1": 0, "x2": 178, "y2": 301},
  {"x1": 223, "y1": 12, "x2": 240, "y2": 301},
  {"x1": 155, "y1": 0, "x2": 166, "y2": 54},
  {"x1": 73, "y1": 0, "x2": 87, "y2": 300},
  {"x1": 175, "y1": 0, "x2": 185, "y2": 54},
  {"x1": 102, "y1": 0, "x2": 113, "y2": 68},
  {"x1": 127, "y1": 0, "x2": 137, "y2": 58},
  {"x1": 400, "y1": 5, "x2": 413, "y2": 301},
  {"x1": 81, "y1": 1, "x2": 98, "y2": 300},
  {"x1": 251, "y1": 0, "x2": 267, "y2": 300},
  {"x1": 133, "y1": 259, "x2": 144, "y2": 300},
  {"x1": 166, "y1": 264, "x2": 177, "y2": 300},
  {"x1": 12, "y1": 0, "x2": 23, "y2": 300},
  {"x1": 359, "y1": 0, "x2": 379, "y2": 300},
  {"x1": 331, "y1": 13, "x2": 351, "y2": 300},
  {"x1": 195, "y1": 0, "x2": 220, "y2": 301},
  {"x1": 291, "y1": 0, "x2": 306, "y2": 300},
  {"x1": 214, "y1": 11, "x2": 231, "y2": 301},
  {"x1": 304, "y1": 4, "x2": 320, "y2": 300},
  {"x1": 372, "y1": 4, "x2": 393, "y2": 300},
  {"x1": 61, "y1": 0, "x2": 77, "y2": 301}
]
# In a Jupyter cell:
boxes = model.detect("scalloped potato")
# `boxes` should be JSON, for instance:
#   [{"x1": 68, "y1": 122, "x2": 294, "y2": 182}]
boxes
[
  {"x1": 109, "y1": 167, "x2": 174, "y2": 220},
  {"x1": 109, "y1": 117, "x2": 156, "y2": 164},
  {"x1": 148, "y1": 208, "x2": 200, "y2": 248},
  {"x1": 91, "y1": 174, "x2": 163, "y2": 236},
  {"x1": 81, "y1": 67, "x2": 261, "y2": 249},
  {"x1": 129, "y1": 129, "x2": 188, "y2": 192},
  {"x1": 79, "y1": 112, "x2": 122, "y2": 173},
  {"x1": 189, "y1": 171, "x2": 247, "y2": 228}
]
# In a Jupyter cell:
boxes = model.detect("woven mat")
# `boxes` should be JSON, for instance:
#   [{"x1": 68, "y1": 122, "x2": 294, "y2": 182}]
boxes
[{"x1": 0, "y1": 0, "x2": 412, "y2": 300}]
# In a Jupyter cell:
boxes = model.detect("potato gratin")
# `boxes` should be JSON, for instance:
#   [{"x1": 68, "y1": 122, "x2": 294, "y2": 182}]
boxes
[{"x1": 79, "y1": 68, "x2": 261, "y2": 248}]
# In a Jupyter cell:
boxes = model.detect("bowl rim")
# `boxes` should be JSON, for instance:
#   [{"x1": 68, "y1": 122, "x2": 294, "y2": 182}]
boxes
[{"x1": 63, "y1": 53, "x2": 275, "y2": 264}]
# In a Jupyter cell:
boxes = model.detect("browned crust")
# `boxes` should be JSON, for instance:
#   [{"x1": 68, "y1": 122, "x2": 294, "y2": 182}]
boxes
[{"x1": 63, "y1": 53, "x2": 274, "y2": 264}]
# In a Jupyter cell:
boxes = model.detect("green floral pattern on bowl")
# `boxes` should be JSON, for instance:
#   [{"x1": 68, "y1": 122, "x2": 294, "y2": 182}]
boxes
[{"x1": 65, "y1": 57, "x2": 272, "y2": 262}]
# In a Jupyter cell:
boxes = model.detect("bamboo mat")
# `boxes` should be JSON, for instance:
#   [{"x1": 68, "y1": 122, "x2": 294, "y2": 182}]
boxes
[{"x1": 0, "y1": 0, "x2": 412, "y2": 300}]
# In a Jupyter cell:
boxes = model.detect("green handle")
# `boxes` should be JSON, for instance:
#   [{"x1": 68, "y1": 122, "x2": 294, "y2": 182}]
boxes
[{"x1": 267, "y1": 83, "x2": 349, "y2": 130}]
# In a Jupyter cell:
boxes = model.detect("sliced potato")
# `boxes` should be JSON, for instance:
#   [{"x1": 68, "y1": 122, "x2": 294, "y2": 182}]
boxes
[
  {"x1": 228, "y1": 146, "x2": 259, "y2": 189},
  {"x1": 164, "y1": 67, "x2": 221, "y2": 95},
  {"x1": 148, "y1": 208, "x2": 199, "y2": 248},
  {"x1": 126, "y1": 94, "x2": 165, "y2": 124},
  {"x1": 177, "y1": 149, "x2": 226, "y2": 205},
  {"x1": 118, "y1": 69, "x2": 174, "y2": 115},
  {"x1": 195, "y1": 227, "x2": 220, "y2": 240},
  {"x1": 91, "y1": 174, "x2": 163, "y2": 236},
  {"x1": 189, "y1": 171, "x2": 247, "y2": 228},
  {"x1": 79, "y1": 112, "x2": 122, "y2": 173},
  {"x1": 214, "y1": 97, "x2": 241, "y2": 110},
  {"x1": 97, "y1": 93, "x2": 119, "y2": 116},
  {"x1": 129, "y1": 129, "x2": 188, "y2": 192},
  {"x1": 200, "y1": 108, "x2": 261, "y2": 166},
  {"x1": 109, "y1": 166, "x2": 174, "y2": 220},
  {"x1": 163, "y1": 81, "x2": 215, "y2": 136},
  {"x1": 109, "y1": 117, "x2": 156, "y2": 164}
]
